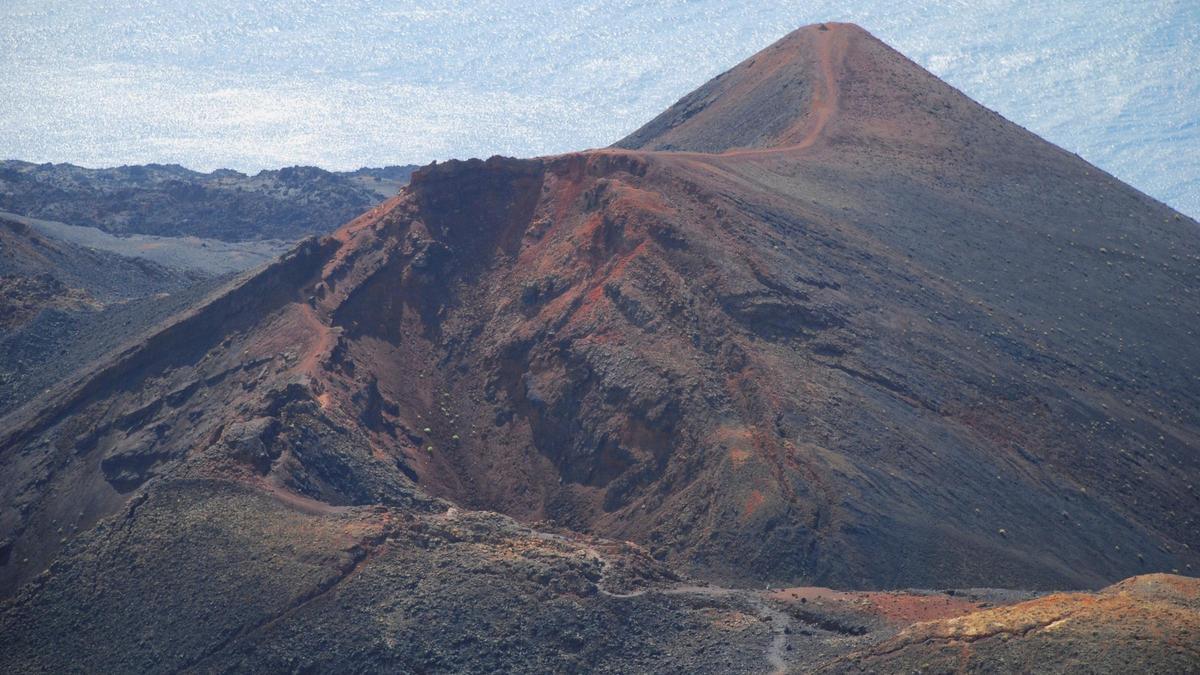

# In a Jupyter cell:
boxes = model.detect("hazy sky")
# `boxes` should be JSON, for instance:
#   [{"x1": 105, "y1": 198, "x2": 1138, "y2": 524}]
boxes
[{"x1": 2, "y1": 1, "x2": 1197, "y2": 216}]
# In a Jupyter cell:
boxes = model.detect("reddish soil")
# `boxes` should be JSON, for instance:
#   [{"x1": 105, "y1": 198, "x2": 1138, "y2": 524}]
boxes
[
  {"x1": 668, "y1": 21, "x2": 849, "y2": 159},
  {"x1": 6, "y1": 22, "x2": 1199, "y2": 594},
  {"x1": 818, "y1": 574, "x2": 1200, "y2": 673},
  {"x1": 771, "y1": 586, "x2": 993, "y2": 626},
  {"x1": 1, "y1": 21, "x2": 1199, "y2": 673}
]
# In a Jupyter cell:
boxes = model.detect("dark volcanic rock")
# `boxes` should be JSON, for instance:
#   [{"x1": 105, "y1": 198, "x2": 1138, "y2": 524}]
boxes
[
  {"x1": 0, "y1": 161, "x2": 417, "y2": 241},
  {"x1": 0, "y1": 479, "x2": 773, "y2": 674},
  {"x1": 0, "y1": 212, "x2": 207, "y2": 415},
  {"x1": 1, "y1": 21, "x2": 1199, "y2": 674},
  {"x1": 0, "y1": 214, "x2": 191, "y2": 306}
]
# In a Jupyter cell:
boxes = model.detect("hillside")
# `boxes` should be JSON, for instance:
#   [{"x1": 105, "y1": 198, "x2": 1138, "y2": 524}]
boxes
[
  {"x1": 0, "y1": 213, "x2": 234, "y2": 415},
  {"x1": 0, "y1": 161, "x2": 417, "y2": 241},
  {"x1": 817, "y1": 574, "x2": 1200, "y2": 673},
  {"x1": 0, "y1": 214, "x2": 190, "y2": 311},
  {"x1": 0, "y1": 22, "x2": 1197, "y2": 673}
]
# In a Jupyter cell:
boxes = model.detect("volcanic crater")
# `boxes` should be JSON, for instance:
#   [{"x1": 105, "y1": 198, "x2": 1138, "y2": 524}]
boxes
[{"x1": 2, "y1": 22, "x2": 1199, "y2": 674}]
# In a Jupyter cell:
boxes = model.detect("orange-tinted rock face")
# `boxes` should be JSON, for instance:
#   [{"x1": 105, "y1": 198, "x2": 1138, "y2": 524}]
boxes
[
  {"x1": 5, "y1": 24, "x2": 1200, "y2": 596},
  {"x1": 818, "y1": 574, "x2": 1200, "y2": 673},
  {"x1": 270, "y1": 22, "x2": 1200, "y2": 588},
  {"x1": 2, "y1": 24, "x2": 1200, "y2": 672}
]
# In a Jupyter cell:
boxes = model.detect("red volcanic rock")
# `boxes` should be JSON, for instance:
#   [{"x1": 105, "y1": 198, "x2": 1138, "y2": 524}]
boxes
[
  {"x1": 262, "y1": 24, "x2": 1200, "y2": 591},
  {"x1": 1, "y1": 22, "x2": 1199, "y2": 673}
]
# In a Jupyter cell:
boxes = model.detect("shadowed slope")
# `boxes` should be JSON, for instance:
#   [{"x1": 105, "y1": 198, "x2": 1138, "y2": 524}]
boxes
[{"x1": 1, "y1": 23, "x2": 1199, "y2": 671}]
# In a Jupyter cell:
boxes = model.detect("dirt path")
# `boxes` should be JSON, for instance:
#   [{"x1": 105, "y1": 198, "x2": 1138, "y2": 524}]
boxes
[
  {"x1": 259, "y1": 479, "x2": 354, "y2": 516},
  {"x1": 663, "y1": 585, "x2": 792, "y2": 675},
  {"x1": 297, "y1": 304, "x2": 334, "y2": 375},
  {"x1": 792, "y1": 24, "x2": 842, "y2": 150},
  {"x1": 592, "y1": 575, "x2": 793, "y2": 673},
  {"x1": 515, "y1": 521, "x2": 794, "y2": 673},
  {"x1": 726, "y1": 23, "x2": 842, "y2": 157},
  {"x1": 565, "y1": 24, "x2": 844, "y2": 173}
]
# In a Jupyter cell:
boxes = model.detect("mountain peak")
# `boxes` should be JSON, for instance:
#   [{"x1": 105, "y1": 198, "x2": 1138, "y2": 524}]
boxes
[
  {"x1": 614, "y1": 20, "x2": 1018, "y2": 161},
  {"x1": 5, "y1": 19, "x2": 1200, "y2": 674},
  {"x1": 613, "y1": 22, "x2": 871, "y2": 153}
]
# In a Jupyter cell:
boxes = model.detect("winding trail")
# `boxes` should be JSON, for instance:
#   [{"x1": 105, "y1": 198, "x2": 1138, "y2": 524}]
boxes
[
  {"x1": 515, "y1": 520, "x2": 795, "y2": 674},
  {"x1": 659, "y1": 584, "x2": 793, "y2": 675},
  {"x1": 722, "y1": 22, "x2": 844, "y2": 158},
  {"x1": 791, "y1": 25, "x2": 841, "y2": 151},
  {"x1": 662, "y1": 23, "x2": 845, "y2": 164},
  {"x1": 297, "y1": 304, "x2": 334, "y2": 375}
]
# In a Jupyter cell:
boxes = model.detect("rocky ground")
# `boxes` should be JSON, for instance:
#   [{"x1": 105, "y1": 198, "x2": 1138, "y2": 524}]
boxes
[
  {"x1": 0, "y1": 162, "x2": 413, "y2": 418},
  {"x1": 0, "y1": 211, "x2": 238, "y2": 416},
  {"x1": 1, "y1": 476, "x2": 1192, "y2": 673},
  {"x1": 1, "y1": 22, "x2": 1198, "y2": 673},
  {"x1": 0, "y1": 214, "x2": 195, "y2": 307},
  {"x1": 4, "y1": 211, "x2": 292, "y2": 276},
  {"x1": 0, "y1": 270, "x2": 232, "y2": 416},
  {"x1": 0, "y1": 161, "x2": 416, "y2": 241},
  {"x1": 816, "y1": 574, "x2": 1200, "y2": 673}
]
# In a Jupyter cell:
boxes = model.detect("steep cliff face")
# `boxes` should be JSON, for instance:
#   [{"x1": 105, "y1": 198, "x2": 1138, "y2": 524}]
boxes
[
  {"x1": 253, "y1": 25, "x2": 1200, "y2": 592},
  {"x1": 1, "y1": 21, "x2": 1199, "y2": 673},
  {"x1": 5, "y1": 23, "x2": 1200, "y2": 594}
]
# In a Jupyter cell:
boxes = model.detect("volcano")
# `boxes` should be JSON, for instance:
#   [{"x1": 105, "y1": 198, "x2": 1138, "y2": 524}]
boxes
[{"x1": 2, "y1": 23, "x2": 1198, "y2": 673}]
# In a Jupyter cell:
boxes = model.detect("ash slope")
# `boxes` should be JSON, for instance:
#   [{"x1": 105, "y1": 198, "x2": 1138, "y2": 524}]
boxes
[
  {"x1": 0, "y1": 213, "x2": 209, "y2": 411},
  {"x1": 0, "y1": 209, "x2": 281, "y2": 418},
  {"x1": 0, "y1": 160, "x2": 410, "y2": 414},
  {"x1": 0, "y1": 214, "x2": 186, "y2": 323},
  {"x1": 1, "y1": 21, "x2": 1199, "y2": 673}
]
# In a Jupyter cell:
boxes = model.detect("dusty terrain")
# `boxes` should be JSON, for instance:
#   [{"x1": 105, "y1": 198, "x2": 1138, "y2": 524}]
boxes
[
  {"x1": 0, "y1": 163, "x2": 412, "y2": 417},
  {"x1": 0, "y1": 213, "x2": 206, "y2": 408},
  {"x1": 4, "y1": 211, "x2": 292, "y2": 276},
  {"x1": 0, "y1": 214, "x2": 193, "y2": 312},
  {"x1": 816, "y1": 574, "x2": 1200, "y2": 673},
  {"x1": 0, "y1": 211, "x2": 251, "y2": 417},
  {"x1": 1, "y1": 22, "x2": 1198, "y2": 673}
]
